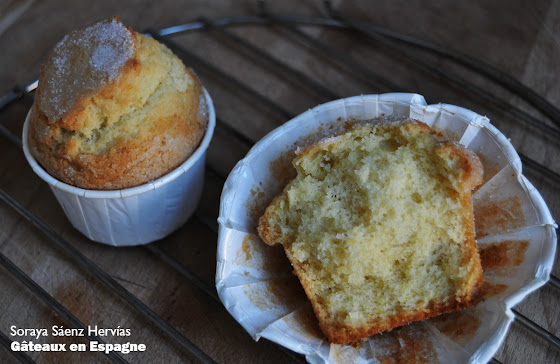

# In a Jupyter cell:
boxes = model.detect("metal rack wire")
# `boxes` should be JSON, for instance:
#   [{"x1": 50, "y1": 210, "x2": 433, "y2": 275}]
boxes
[{"x1": 0, "y1": 3, "x2": 558, "y2": 363}]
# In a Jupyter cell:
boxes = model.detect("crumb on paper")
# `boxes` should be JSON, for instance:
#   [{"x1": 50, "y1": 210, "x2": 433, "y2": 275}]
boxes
[
  {"x1": 476, "y1": 153, "x2": 502, "y2": 184},
  {"x1": 245, "y1": 149, "x2": 297, "y2": 229}
]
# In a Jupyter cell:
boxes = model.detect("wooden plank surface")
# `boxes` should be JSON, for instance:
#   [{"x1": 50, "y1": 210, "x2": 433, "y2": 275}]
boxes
[{"x1": 0, "y1": 1, "x2": 558, "y2": 363}]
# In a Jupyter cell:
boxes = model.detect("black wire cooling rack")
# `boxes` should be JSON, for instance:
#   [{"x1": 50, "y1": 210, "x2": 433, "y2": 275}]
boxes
[{"x1": 0, "y1": 2, "x2": 558, "y2": 363}]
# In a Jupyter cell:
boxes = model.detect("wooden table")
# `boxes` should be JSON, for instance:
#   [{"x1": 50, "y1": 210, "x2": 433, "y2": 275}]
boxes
[{"x1": 0, "y1": 1, "x2": 558, "y2": 363}]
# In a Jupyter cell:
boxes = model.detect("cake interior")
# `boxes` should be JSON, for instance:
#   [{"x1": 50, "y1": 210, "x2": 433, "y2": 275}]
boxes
[{"x1": 263, "y1": 121, "x2": 481, "y2": 334}]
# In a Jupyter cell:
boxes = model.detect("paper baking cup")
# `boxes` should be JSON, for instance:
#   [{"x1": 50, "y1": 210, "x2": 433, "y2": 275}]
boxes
[
  {"x1": 216, "y1": 93, "x2": 557, "y2": 363},
  {"x1": 23, "y1": 88, "x2": 215, "y2": 247}
]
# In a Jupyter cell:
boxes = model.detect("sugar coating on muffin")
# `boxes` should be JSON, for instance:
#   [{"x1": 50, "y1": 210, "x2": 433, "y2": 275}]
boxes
[
  {"x1": 258, "y1": 117, "x2": 484, "y2": 345},
  {"x1": 28, "y1": 17, "x2": 207, "y2": 190}
]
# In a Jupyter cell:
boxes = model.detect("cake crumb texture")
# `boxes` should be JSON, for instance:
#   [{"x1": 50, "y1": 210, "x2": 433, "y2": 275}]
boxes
[
  {"x1": 258, "y1": 117, "x2": 484, "y2": 345},
  {"x1": 28, "y1": 17, "x2": 207, "y2": 190}
]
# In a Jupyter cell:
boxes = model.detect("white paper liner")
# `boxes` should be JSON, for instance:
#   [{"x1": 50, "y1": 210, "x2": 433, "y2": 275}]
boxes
[
  {"x1": 23, "y1": 88, "x2": 216, "y2": 246},
  {"x1": 216, "y1": 93, "x2": 557, "y2": 363}
]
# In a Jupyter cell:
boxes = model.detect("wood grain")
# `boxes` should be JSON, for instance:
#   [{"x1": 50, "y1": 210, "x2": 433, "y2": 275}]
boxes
[{"x1": 0, "y1": 1, "x2": 558, "y2": 363}]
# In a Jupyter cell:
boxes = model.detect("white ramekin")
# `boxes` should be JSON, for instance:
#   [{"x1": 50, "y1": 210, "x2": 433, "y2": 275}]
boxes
[{"x1": 23, "y1": 88, "x2": 215, "y2": 246}]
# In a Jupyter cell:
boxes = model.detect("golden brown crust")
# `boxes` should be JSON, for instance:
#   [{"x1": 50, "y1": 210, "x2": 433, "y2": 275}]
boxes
[
  {"x1": 258, "y1": 118, "x2": 485, "y2": 345},
  {"x1": 317, "y1": 289, "x2": 483, "y2": 345},
  {"x1": 435, "y1": 140, "x2": 485, "y2": 297},
  {"x1": 257, "y1": 194, "x2": 286, "y2": 246},
  {"x1": 287, "y1": 240, "x2": 483, "y2": 345},
  {"x1": 29, "y1": 70, "x2": 203, "y2": 189},
  {"x1": 435, "y1": 140, "x2": 484, "y2": 190},
  {"x1": 28, "y1": 18, "x2": 207, "y2": 190}
]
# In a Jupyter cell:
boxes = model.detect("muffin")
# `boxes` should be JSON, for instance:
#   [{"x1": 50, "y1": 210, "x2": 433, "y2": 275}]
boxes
[
  {"x1": 258, "y1": 117, "x2": 484, "y2": 345},
  {"x1": 27, "y1": 17, "x2": 207, "y2": 190}
]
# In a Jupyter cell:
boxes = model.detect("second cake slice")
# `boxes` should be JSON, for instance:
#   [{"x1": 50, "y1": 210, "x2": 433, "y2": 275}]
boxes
[{"x1": 258, "y1": 117, "x2": 484, "y2": 345}]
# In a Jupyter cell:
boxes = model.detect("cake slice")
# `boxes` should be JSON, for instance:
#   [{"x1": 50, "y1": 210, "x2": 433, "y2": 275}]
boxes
[{"x1": 257, "y1": 117, "x2": 484, "y2": 345}]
